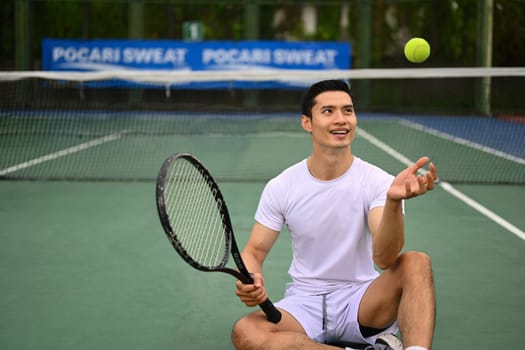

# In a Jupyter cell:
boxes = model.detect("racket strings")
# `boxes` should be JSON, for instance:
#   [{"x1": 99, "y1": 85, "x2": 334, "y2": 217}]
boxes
[
  {"x1": 163, "y1": 159, "x2": 228, "y2": 268},
  {"x1": 166, "y1": 164, "x2": 226, "y2": 267}
]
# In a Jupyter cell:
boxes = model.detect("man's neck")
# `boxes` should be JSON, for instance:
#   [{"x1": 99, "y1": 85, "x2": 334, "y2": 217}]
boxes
[{"x1": 307, "y1": 149, "x2": 354, "y2": 181}]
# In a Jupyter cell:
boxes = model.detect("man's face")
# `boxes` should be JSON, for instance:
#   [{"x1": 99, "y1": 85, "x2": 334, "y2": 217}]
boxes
[{"x1": 301, "y1": 90, "x2": 357, "y2": 151}]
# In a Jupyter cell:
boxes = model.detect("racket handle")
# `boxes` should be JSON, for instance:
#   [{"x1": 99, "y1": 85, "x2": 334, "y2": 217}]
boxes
[{"x1": 259, "y1": 298, "x2": 282, "y2": 324}]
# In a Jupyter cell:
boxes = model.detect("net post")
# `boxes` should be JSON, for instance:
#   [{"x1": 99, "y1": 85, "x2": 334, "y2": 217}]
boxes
[
  {"x1": 243, "y1": 0, "x2": 260, "y2": 110},
  {"x1": 356, "y1": 0, "x2": 373, "y2": 110},
  {"x1": 476, "y1": 0, "x2": 494, "y2": 116},
  {"x1": 128, "y1": 0, "x2": 144, "y2": 107},
  {"x1": 15, "y1": 0, "x2": 30, "y2": 71},
  {"x1": 15, "y1": 0, "x2": 30, "y2": 104}
]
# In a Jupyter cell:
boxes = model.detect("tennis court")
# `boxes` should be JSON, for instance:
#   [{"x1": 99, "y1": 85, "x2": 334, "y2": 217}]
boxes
[
  {"x1": 1, "y1": 106, "x2": 524, "y2": 350},
  {"x1": 2, "y1": 68, "x2": 525, "y2": 350}
]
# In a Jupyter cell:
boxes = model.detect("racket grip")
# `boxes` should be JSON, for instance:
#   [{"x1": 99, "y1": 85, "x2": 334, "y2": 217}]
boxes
[{"x1": 259, "y1": 298, "x2": 282, "y2": 324}]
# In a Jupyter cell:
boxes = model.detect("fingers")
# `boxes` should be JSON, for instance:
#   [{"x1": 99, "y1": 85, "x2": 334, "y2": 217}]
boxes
[
  {"x1": 410, "y1": 156, "x2": 430, "y2": 173},
  {"x1": 251, "y1": 272, "x2": 264, "y2": 288},
  {"x1": 411, "y1": 158, "x2": 438, "y2": 183},
  {"x1": 390, "y1": 158, "x2": 439, "y2": 200},
  {"x1": 404, "y1": 179, "x2": 412, "y2": 197},
  {"x1": 421, "y1": 161, "x2": 438, "y2": 189},
  {"x1": 404, "y1": 160, "x2": 439, "y2": 198},
  {"x1": 425, "y1": 163, "x2": 438, "y2": 190},
  {"x1": 404, "y1": 175, "x2": 427, "y2": 198},
  {"x1": 429, "y1": 162, "x2": 438, "y2": 182},
  {"x1": 235, "y1": 274, "x2": 267, "y2": 307}
]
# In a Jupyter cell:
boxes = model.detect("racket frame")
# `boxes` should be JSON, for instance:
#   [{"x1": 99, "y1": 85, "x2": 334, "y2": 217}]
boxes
[
  {"x1": 156, "y1": 153, "x2": 281, "y2": 323},
  {"x1": 156, "y1": 153, "x2": 252, "y2": 282}
]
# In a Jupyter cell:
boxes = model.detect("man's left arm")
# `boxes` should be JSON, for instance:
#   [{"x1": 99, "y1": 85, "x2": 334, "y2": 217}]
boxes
[{"x1": 368, "y1": 156, "x2": 438, "y2": 269}]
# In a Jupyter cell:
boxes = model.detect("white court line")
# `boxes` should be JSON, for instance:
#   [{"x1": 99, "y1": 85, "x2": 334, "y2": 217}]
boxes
[
  {"x1": 0, "y1": 132, "x2": 123, "y2": 176},
  {"x1": 357, "y1": 127, "x2": 525, "y2": 241},
  {"x1": 439, "y1": 182, "x2": 525, "y2": 241}
]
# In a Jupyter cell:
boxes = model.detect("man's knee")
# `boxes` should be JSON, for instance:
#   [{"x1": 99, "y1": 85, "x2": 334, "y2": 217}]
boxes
[
  {"x1": 231, "y1": 315, "x2": 253, "y2": 347},
  {"x1": 231, "y1": 312, "x2": 274, "y2": 350},
  {"x1": 398, "y1": 251, "x2": 433, "y2": 279}
]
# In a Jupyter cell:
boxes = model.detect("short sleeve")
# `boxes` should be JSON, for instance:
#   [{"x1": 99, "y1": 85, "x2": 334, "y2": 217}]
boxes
[{"x1": 254, "y1": 179, "x2": 285, "y2": 232}]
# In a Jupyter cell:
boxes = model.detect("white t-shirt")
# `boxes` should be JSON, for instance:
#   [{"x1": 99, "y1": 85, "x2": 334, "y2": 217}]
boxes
[{"x1": 255, "y1": 157, "x2": 395, "y2": 294}]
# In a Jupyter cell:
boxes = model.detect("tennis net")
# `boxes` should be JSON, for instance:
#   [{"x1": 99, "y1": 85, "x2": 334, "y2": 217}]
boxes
[{"x1": 1, "y1": 68, "x2": 524, "y2": 183}]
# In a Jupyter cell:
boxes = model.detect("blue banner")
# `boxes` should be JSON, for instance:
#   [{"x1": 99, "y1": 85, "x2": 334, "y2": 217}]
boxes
[{"x1": 42, "y1": 39, "x2": 351, "y2": 88}]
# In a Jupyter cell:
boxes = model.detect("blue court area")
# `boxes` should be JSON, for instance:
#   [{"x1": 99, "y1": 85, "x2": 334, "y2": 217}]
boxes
[{"x1": 402, "y1": 115, "x2": 525, "y2": 159}]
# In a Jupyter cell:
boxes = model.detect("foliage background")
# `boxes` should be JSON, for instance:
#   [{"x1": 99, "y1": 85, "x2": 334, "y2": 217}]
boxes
[{"x1": 1, "y1": 0, "x2": 524, "y2": 70}]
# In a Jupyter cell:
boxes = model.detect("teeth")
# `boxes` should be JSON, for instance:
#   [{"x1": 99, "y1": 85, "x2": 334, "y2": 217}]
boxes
[{"x1": 331, "y1": 130, "x2": 348, "y2": 134}]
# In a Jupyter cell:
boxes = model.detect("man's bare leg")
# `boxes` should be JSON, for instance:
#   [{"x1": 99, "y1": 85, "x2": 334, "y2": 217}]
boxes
[
  {"x1": 231, "y1": 310, "x2": 343, "y2": 350},
  {"x1": 359, "y1": 251, "x2": 436, "y2": 349}
]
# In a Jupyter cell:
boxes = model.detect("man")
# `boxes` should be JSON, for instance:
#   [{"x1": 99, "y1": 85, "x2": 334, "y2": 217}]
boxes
[{"x1": 231, "y1": 80, "x2": 437, "y2": 350}]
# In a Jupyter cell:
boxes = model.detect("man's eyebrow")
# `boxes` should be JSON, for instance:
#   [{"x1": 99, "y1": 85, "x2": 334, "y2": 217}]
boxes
[{"x1": 320, "y1": 104, "x2": 353, "y2": 109}]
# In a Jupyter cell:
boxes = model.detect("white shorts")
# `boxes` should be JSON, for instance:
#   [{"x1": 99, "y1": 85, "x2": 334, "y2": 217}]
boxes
[{"x1": 275, "y1": 281, "x2": 399, "y2": 345}]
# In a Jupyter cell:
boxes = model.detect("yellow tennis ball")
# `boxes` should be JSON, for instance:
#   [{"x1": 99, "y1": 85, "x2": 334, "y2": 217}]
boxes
[{"x1": 404, "y1": 37, "x2": 430, "y2": 63}]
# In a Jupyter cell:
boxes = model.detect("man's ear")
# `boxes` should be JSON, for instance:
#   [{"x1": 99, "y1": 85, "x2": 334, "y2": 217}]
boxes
[{"x1": 301, "y1": 115, "x2": 312, "y2": 133}]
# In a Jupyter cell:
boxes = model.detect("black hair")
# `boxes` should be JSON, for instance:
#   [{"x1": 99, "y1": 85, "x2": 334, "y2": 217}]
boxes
[{"x1": 301, "y1": 79, "x2": 353, "y2": 118}]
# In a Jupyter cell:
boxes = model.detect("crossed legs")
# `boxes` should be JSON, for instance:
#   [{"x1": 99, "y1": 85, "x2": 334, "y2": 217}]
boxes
[{"x1": 231, "y1": 251, "x2": 435, "y2": 350}]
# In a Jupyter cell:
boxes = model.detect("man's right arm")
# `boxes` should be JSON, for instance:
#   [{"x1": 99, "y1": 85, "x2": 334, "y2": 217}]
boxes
[{"x1": 235, "y1": 222, "x2": 279, "y2": 307}]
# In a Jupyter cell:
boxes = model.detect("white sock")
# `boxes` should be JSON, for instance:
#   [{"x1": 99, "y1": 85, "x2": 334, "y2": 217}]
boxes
[{"x1": 405, "y1": 347, "x2": 427, "y2": 350}]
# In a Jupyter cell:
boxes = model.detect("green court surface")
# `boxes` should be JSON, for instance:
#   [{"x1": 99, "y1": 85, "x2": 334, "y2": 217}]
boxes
[
  {"x1": 1, "y1": 180, "x2": 524, "y2": 350},
  {"x1": 1, "y1": 111, "x2": 524, "y2": 349}
]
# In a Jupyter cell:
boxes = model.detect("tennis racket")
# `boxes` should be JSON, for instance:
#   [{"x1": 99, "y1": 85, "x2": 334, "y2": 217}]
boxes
[{"x1": 156, "y1": 152, "x2": 282, "y2": 324}]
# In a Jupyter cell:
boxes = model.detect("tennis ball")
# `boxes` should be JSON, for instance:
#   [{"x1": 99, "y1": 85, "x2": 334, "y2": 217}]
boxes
[{"x1": 404, "y1": 37, "x2": 430, "y2": 63}]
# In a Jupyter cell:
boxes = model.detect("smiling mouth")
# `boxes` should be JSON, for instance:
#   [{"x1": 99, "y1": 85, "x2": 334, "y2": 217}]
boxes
[{"x1": 330, "y1": 129, "x2": 349, "y2": 135}]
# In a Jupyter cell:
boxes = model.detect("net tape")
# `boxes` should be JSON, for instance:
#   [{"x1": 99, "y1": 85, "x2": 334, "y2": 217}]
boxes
[{"x1": 1, "y1": 67, "x2": 525, "y2": 84}]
